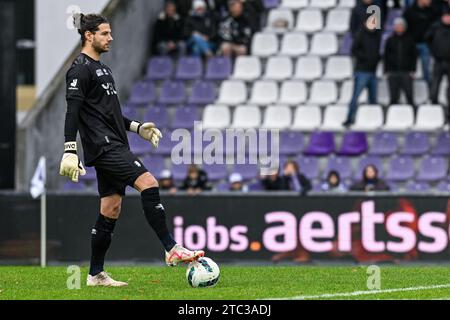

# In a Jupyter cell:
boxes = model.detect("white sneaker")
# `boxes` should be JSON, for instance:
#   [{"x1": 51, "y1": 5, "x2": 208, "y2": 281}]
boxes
[
  {"x1": 165, "y1": 244, "x2": 205, "y2": 266},
  {"x1": 86, "y1": 271, "x2": 128, "y2": 287}
]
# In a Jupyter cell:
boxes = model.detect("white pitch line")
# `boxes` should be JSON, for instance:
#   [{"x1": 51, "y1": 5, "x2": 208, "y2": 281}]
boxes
[{"x1": 265, "y1": 284, "x2": 450, "y2": 300}]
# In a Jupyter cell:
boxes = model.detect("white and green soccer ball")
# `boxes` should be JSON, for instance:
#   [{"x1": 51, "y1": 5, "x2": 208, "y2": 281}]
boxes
[{"x1": 186, "y1": 257, "x2": 220, "y2": 288}]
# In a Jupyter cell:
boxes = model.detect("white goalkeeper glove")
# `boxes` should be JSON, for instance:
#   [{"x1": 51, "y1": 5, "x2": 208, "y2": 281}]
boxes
[
  {"x1": 130, "y1": 121, "x2": 163, "y2": 148},
  {"x1": 59, "y1": 142, "x2": 86, "y2": 183}
]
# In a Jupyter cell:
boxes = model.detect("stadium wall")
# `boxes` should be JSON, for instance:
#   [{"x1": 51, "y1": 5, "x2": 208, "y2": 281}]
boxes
[
  {"x1": 1, "y1": 193, "x2": 449, "y2": 265},
  {"x1": 16, "y1": 0, "x2": 165, "y2": 192}
]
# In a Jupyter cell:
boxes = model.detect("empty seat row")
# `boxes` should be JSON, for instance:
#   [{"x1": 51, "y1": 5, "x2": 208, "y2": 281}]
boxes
[
  {"x1": 233, "y1": 55, "x2": 349, "y2": 81},
  {"x1": 252, "y1": 32, "x2": 341, "y2": 57},
  {"x1": 146, "y1": 56, "x2": 232, "y2": 81},
  {"x1": 217, "y1": 79, "x2": 431, "y2": 106},
  {"x1": 203, "y1": 104, "x2": 446, "y2": 132},
  {"x1": 264, "y1": 0, "x2": 355, "y2": 10},
  {"x1": 266, "y1": 8, "x2": 350, "y2": 33}
]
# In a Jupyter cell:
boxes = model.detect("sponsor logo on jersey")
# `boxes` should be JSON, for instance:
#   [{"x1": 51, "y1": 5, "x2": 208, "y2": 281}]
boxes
[
  {"x1": 68, "y1": 79, "x2": 78, "y2": 90},
  {"x1": 96, "y1": 69, "x2": 105, "y2": 77},
  {"x1": 101, "y1": 82, "x2": 117, "y2": 96},
  {"x1": 103, "y1": 68, "x2": 109, "y2": 75}
]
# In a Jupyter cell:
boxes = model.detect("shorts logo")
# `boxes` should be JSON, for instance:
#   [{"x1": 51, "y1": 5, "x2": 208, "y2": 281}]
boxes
[
  {"x1": 105, "y1": 136, "x2": 110, "y2": 143},
  {"x1": 91, "y1": 229, "x2": 97, "y2": 235},
  {"x1": 134, "y1": 161, "x2": 141, "y2": 167},
  {"x1": 155, "y1": 203, "x2": 164, "y2": 211},
  {"x1": 96, "y1": 69, "x2": 105, "y2": 77}
]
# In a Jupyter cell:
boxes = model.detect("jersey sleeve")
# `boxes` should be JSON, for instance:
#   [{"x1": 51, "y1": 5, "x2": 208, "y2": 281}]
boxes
[
  {"x1": 64, "y1": 65, "x2": 91, "y2": 143},
  {"x1": 66, "y1": 64, "x2": 91, "y2": 101}
]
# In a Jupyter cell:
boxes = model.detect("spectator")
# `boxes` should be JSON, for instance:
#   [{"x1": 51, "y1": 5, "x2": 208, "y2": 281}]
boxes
[
  {"x1": 261, "y1": 168, "x2": 283, "y2": 191},
  {"x1": 350, "y1": 165, "x2": 390, "y2": 192},
  {"x1": 384, "y1": 17, "x2": 418, "y2": 107},
  {"x1": 426, "y1": 13, "x2": 450, "y2": 109},
  {"x1": 241, "y1": 0, "x2": 265, "y2": 33},
  {"x1": 183, "y1": 0, "x2": 217, "y2": 57},
  {"x1": 159, "y1": 169, "x2": 178, "y2": 194},
  {"x1": 321, "y1": 171, "x2": 347, "y2": 193},
  {"x1": 343, "y1": 16, "x2": 382, "y2": 127},
  {"x1": 228, "y1": 172, "x2": 248, "y2": 192},
  {"x1": 218, "y1": 0, "x2": 253, "y2": 57},
  {"x1": 152, "y1": 1, "x2": 186, "y2": 56},
  {"x1": 174, "y1": 0, "x2": 193, "y2": 17},
  {"x1": 280, "y1": 160, "x2": 312, "y2": 195},
  {"x1": 404, "y1": 0, "x2": 441, "y2": 84},
  {"x1": 350, "y1": 0, "x2": 375, "y2": 39},
  {"x1": 181, "y1": 164, "x2": 210, "y2": 194}
]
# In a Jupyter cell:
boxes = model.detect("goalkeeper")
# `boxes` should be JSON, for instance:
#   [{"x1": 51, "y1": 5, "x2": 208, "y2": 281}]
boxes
[{"x1": 60, "y1": 13, "x2": 204, "y2": 287}]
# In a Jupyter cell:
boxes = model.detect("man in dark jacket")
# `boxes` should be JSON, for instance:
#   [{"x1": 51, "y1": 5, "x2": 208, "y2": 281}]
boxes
[
  {"x1": 280, "y1": 160, "x2": 312, "y2": 196},
  {"x1": 426, "y1": 13, "x2": 450, "y2": 109},
  {"x1": 404, "y1": 0, "x2": 441, "y2": 84},
  {"x1": 218, "y1": 0, "x2": 253, "y2": 57},
  {"x1": 343, "y1": 18, "x2": 382, "y2": 126},
  {"x1": 241, "y1": 0, "x2": 264, "y2": 33},
  {"x1": 350, "y1": 0, "x2": 375, "y2": 38},
  {"x1": 152, "y1": 1, "x2": 186, "y2": 56},
  {"x1": 183, "y1": 0, "x2": 217, "y2": 57},
  {"x1": 384, "y1": 17, "x2": 418, "y2": 107}
]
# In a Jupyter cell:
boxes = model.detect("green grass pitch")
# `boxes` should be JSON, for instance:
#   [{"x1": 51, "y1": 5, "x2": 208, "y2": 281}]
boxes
[{"x1": 0, "y1": 265, "x2": 449, "y2": 300}]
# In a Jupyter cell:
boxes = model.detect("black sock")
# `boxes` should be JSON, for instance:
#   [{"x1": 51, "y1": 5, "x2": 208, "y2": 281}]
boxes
[
  {"x1": 89, "y1": 214, "x2": 116, "y2": 276},
  {"x1": 141, "y1": 187, "x2": 177, "y2": 252}
]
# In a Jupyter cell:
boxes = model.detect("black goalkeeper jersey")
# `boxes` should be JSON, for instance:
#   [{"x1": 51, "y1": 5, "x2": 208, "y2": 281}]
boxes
[{"x1": 65, "y1": 53, "x2": 129, "y2": 166}]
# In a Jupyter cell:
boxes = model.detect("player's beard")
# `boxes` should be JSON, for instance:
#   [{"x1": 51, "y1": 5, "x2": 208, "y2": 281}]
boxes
[{"x1": 92, "y1": 38, "x2": 109, "y2": 54}]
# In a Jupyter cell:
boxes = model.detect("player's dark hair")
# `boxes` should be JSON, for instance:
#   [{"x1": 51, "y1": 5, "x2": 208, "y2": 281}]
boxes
[{"x1": 73, "y1": 13, "x2": 109, "y2": 47}]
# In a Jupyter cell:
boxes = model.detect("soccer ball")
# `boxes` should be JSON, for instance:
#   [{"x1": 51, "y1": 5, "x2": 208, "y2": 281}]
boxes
[{"x1": 186, "y1": 257, "x2": 220, "y2": 288}]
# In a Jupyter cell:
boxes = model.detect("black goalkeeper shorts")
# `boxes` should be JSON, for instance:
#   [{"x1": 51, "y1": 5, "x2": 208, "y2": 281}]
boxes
[{"x1": 92, "y1": 146, "x2": 148, "y2": 198}]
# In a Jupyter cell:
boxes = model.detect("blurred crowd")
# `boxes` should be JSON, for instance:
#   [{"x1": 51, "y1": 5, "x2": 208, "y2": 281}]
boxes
[
  {"x1": 344, "y1": 0, "x2": 450, "y2": 126},
  {"x1": 152, "y1": 0, "x2": 264, "y2": 58}
]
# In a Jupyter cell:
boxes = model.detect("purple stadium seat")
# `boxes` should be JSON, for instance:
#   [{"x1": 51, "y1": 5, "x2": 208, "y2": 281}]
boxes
[
  {"x1": 158, "y1": 81, "x2": 186, "y2": 105},
  {"x1": 431, "y1": 132, "x2": 450, "y2": 156},
  {"x1": 248, "y1": 181, "x2": 265, "y2": 191},
  {"x1": 263, "y1": 0, "x2": 280, "y2": 9},
  {"x1": 337, "y1": 132, "x2": 368, "y2": 156},
  {"x1": 171, "y1": 163, "x2": 189, "y2": 181},
  {"x1": 369, "y1": 132, "x2": 398, "y2": 156},
  {"x1": 339, "y1": 32, "x2": 352, "y2": 55},
  {"x1": 153, "y1": 129, "x2": 177, "y2": 155},
  {"x1": 215, "y1": 182, "x2": 230, "y2": 192},
  {"x1": 296, "y1": 156, "x2": 319, "y2": 180},
  {"x1": 416, "y1": 156, "x2": 448, "y2": 182},
  {"x1": 405, "y1": 181, "x2": 431, "y2": 193},
  {"x1": 63, "y1": 181, "x2": 86, "y2": 191},
  {"x1": 143, "y1": 106, "x2": 169, "y2": 128},
  {"x1": 175, "y1": 56, "x2": 203, "y2": 80},
  {"x1": 355, "y1": 156, "x2": 384, "y2": 179},
  {"x1": 401, "y1": 132, "x2": 430, "y2": 156},
  {"x1": 171, "y1": 106, "x2": 200, "y2": 129},
  {"x1": 279, "y1": 131, "x2": 304, "y2": 155},
  {"x1": 146, "y1": 56, "x2": 173, "y2": 80},
  {"x1": 232, "y1": 163, "x2": 259, "y2": 180},
  {"x1": 79, "y1": 167, "x2": 96, "y2": 181},
  {"x1": 142, "y1": 155, "x2": 166, "y2": 179},
  {"x1": 202, "y1": 163, "x2": 228, "y2": 181},
  {"x1": 128, "y1": 81, "x2": 156, "y2": 106},
  {"x1": 386, "y1": 156, "x2": 415, "y2": 181},
  {"x1": 121, "y1": 105, "x2": 138, "y2": 119},
  {"x1": 386, "y1": 9, "x2": 403, "y2": 31},
  {"x1": 188, "y1": 81, "x2": 216, "y2": 105},
  {"x1": 205, "y1": 56, "x2": 232, "y2": 80},
  {"x1": 436, "y1": 181, "x2": 450, "y2": 192},
  {"x1": 304, "y1": 132, "x2": 335, "y2": 156},
  {"x1": 128, "y1": 133, "x2": 151, "y2": 155},
  {"x1": 324, "y1": 156, "x2": 352, "y2": 179}
]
